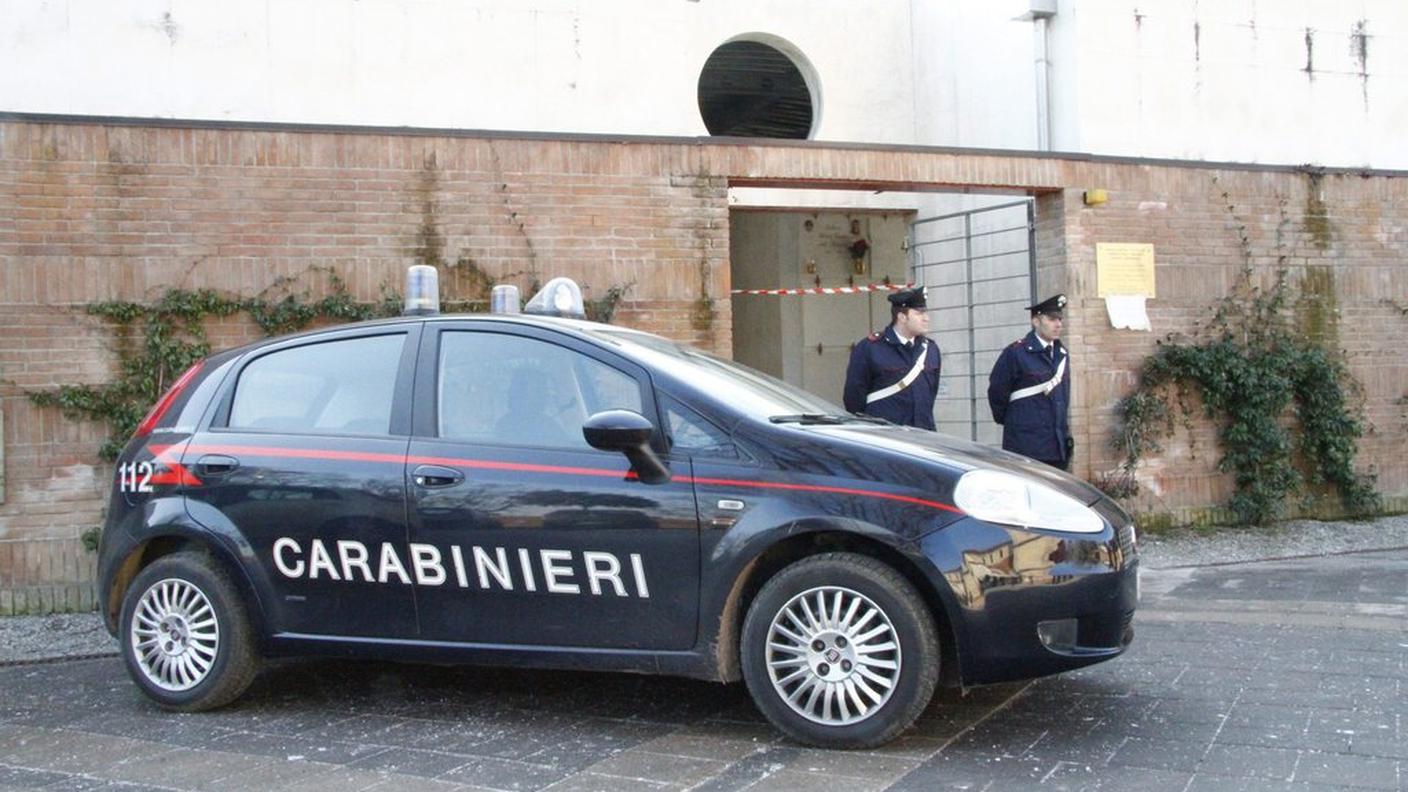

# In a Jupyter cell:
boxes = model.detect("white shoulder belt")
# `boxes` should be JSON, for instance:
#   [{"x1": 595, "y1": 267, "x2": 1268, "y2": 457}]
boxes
[
  {"x1": 866, "y1": 341, "x2": 929, "y2": 405},
  {"x1": 1009, "y1": 356, "x2": 1066, "y2": 402}
]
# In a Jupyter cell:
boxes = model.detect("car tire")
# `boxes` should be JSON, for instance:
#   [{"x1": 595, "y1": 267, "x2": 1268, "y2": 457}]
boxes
[
  {"x1": 118, "y1": 551, "x2": 260, "y2": 711},
  {"x1": 740, "y1": 552, "x2": 939, "y2": 749}
]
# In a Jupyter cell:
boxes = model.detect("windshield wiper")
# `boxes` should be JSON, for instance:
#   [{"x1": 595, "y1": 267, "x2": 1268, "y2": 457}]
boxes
[
  {"x1": 770, "y1": 413, "x2": 843, "y2": 425},
  {"x1": 840, "y1": 413, "x2": 890, "y2": 424},
  {"x1": 769, "y1": 413, "x2": 888, "y2": 425}
]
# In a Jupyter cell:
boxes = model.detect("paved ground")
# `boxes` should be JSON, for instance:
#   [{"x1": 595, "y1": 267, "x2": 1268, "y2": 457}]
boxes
[{"x1": 1, "y1": 549, "x2": 1405, "y2": 791}]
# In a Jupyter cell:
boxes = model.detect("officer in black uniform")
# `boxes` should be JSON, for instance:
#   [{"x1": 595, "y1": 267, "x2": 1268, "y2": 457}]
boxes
[
  {"x1": 843, "y1": 287, "x2": 941, "y2": 429},
  {"x1": 987, "y1": 294, "x2": 1072, "y2": 469}
]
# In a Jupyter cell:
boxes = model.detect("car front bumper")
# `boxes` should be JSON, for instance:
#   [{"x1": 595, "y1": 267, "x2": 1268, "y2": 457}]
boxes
[{"x1": 919, "y1": 507, "x2": 1139, "y2": 686}]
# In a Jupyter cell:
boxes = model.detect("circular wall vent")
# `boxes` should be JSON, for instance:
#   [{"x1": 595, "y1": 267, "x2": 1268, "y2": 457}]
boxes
[{"x1": 698, "y1": 40, "x2": 816, "y2": 139}]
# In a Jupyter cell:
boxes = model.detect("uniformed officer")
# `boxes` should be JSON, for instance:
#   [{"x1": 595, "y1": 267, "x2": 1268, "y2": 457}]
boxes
[
  {"x1": 843, "y1": 287, "x2": 941, "y2": 429},
  {"x1": 987, "y1": 294, "x2": 1072, "y2": 469}
]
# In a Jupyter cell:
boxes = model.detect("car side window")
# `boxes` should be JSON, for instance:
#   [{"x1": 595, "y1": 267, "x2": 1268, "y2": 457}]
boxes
[
  {"x1": 228, "y1": 334, "x2": 404, "y2": 435},
  {"x1": 439, "y1": 332, "x2": 644, "y2": 449},
  {"x1": 660, "y1": 394, "x2": 736, "y2": 458}
]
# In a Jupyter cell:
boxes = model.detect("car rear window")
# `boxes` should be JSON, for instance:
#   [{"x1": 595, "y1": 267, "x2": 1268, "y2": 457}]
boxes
[{"x1": 228, "y1": 334, "x2": 405, "y2": 435}]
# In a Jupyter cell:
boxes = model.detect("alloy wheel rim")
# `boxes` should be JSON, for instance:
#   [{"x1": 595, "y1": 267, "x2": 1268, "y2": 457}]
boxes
[
  {"x1": 130, "y1": 578, "x2": 220, "y2": 692},
  {"x1": 764, "y1": 585, "x2": 901, "y2": 726}
]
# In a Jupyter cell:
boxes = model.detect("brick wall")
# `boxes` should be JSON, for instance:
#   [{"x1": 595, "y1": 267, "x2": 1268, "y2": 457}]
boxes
[
  {"x1": 0, "y1": 537, "x2": 96, "y2": 614},
  {"x1": 1059, "y1": 169, "x2": 1408, "y2": 522},
  {"x1": 1, "y1": 117, "x2": 1404, "y2": 609}
]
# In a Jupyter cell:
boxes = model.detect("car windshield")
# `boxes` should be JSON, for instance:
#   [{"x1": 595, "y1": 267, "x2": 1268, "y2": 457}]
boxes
[{"x1": 584, "y1": 328, "x2": 862, "y2": 421}]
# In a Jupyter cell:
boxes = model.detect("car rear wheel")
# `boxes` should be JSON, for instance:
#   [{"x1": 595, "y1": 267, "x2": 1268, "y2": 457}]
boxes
[
  {"x1": 119, "y1": 551, "x2": 259, "y2": 711},
  {"x1": 740, "y1": 552, "x2": 939, "y2": 748}
]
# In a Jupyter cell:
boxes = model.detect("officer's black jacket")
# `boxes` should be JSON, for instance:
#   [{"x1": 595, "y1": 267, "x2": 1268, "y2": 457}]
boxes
[
  {"x1": 986, "y1": 329, "x2": 1070, "y2": 463},
  {"x1": 843, "y1": 325, "x2": 940, "y2": 430}
]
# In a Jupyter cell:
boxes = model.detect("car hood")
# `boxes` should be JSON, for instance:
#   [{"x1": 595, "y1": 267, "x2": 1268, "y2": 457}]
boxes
[{"x1": 805, "y1": 424, "x2": 1108, "y2": 505}]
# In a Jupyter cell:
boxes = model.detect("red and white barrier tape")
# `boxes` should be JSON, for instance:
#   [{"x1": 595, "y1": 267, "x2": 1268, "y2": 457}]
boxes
[{"x1": 731, "y1": 282, "x2": 913, "y2": 296}]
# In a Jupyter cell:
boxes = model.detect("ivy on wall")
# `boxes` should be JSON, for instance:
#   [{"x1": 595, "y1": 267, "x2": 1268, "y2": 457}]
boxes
[
  {"x1": 584, "y1": 283, "x2": 634, "y2": 324},
  {"x1": 28, "y1": 265, "x2": 635, "y2": 555},
  {"x1": 29, "y1": 267, "x2": 633, "y2": 463},
  {"x1": 1110, "y1": 269, "x2": 1379, "y2": 525},
  {"x1": 29, "y1": 268, "x2": 399, "y2": 461}
]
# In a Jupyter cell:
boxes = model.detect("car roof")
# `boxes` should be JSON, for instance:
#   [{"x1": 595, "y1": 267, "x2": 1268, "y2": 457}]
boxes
[
  {"x1": 214, "y1": 312, "x2": 651, "y2": 360},
  {"x1": 206, "y1": 312, "x2": 771, "y2": 420}
]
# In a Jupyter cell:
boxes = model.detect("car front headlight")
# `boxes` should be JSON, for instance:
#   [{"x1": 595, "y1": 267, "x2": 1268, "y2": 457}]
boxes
[{"x1": 953, "y1": 469, "x2": 1104, "y2": 534}]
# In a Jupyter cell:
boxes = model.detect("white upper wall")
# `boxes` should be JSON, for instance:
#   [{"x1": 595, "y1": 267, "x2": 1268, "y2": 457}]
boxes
[
  {"x1": 2, "y1": 0, "x2": 1404, "y2": 168},
  {"x1": 1047, "y1": 0, "x2": 1408, "y2": 167},
  {"x1": 0, "y1": 0, "x2": 917, "y2": 142},
  {"x1": 912, "y1": 1, "x2": 1043, "y2": 151}
]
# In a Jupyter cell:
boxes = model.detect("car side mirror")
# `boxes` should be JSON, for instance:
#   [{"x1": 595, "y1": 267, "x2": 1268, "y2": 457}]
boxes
[{"x1": 582, "y1": 410, "x2": 671, "y2": 485}]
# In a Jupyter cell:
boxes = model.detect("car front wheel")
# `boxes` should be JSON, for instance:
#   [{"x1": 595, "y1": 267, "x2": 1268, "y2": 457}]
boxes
[
  {"x1": 119, "y1": 551, "x2": 259, "y2": 711},
  {"x1": 740, "y1": 552, "x2": 940, "y2": 748}
]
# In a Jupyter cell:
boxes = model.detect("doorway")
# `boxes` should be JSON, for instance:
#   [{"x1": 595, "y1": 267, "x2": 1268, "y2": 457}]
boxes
[
  {"x1": 728, "y1": 198, "x2": 1036, "y2": 445},
  {"x1": 729, "y1": 209, "x2": 912, "y2": 406}
]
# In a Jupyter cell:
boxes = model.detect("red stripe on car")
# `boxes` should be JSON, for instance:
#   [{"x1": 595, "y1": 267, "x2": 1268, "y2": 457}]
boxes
[{"x1": 173, "y1": 443, "x2": 962, "y2": 514}]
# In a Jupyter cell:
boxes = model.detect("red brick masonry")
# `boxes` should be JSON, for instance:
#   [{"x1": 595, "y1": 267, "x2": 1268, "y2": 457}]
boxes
[{"x1": 2, "y1": 117, "x2": 1404, "y2": 608}]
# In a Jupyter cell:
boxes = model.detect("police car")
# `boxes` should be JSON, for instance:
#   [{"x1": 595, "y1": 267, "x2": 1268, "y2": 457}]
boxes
[{"x1": 96, "y1": 268, "x2": 1137, "y2": 749}]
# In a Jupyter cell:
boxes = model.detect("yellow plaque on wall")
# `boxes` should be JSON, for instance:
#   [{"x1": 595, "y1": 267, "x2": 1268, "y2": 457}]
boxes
[{"x1": 1096, "y1": 243, "x2": 1156, "y2": 297}]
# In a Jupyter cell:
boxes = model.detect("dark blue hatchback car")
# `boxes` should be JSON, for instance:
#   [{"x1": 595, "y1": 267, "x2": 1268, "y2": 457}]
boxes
[{"x1": 97, "y1": 277, "x2": 1137, "y2": 748}]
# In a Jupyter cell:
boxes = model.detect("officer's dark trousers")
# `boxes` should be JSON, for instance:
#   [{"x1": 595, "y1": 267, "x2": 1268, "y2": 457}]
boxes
[{"x1": 1040, "y1": 459, "x2": 1070, "y2": 472}]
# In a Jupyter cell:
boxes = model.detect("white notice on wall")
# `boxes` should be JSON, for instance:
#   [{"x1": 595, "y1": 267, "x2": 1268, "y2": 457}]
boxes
[{"x1": 1105, "y1": 295, "x2": 1151, "y2": 331}]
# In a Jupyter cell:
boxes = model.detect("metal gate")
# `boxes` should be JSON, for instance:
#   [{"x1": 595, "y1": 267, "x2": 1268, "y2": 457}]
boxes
[{"x1": 908, "y1": 200, "x2": 1036, "y2": 444}]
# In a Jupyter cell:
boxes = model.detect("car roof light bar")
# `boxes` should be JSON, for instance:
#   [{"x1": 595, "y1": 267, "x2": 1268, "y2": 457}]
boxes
[
  {"x1": 403, "y1": 265, "x2": 440, "y2": 316},
  {"x1": 523, "y1": 277, "x2": 586, "y2": 319},
  {"x1": 490, "y1": 284, "x2": 521, "y2": 314}
]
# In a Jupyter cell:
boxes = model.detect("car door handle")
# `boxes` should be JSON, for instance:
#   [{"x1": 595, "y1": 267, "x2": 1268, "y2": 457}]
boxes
[
  {"x1": 412, "y1": 464, "x2": 464, "y2": 487},
  {"x1": 195, "y1": 454, "x2": 239, "y2": 476}
]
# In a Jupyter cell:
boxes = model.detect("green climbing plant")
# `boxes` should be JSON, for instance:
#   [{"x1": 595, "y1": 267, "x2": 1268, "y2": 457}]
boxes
[
  {"x1": 584, "y1": 282, "x2": 634, "y2": 324},
  {"x1": 1111, "y1": 269, "x2": 1379, "y2": 525},
  {"x1": 29, "y1": 267, "x2": 632, "y2": 461},
  {"x1": 29, "y1": 267, "x2": 402, "y2": 460}
]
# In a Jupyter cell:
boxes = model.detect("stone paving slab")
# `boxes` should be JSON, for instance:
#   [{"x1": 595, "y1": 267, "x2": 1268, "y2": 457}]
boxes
[{"x1": 0, "y1": 550, "x2": 1403, "y2": 790}]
